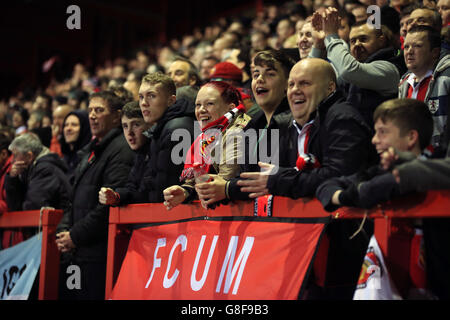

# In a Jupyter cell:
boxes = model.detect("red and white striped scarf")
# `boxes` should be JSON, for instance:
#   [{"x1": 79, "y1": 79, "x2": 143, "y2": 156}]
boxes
[{"x1": 180, "y1": 103, "x2": 245, "y2": 182}]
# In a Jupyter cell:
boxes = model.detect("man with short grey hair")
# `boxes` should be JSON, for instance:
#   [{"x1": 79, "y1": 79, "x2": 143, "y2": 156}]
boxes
[{"x1": 5, "y1": 132, "x2": 72, "y2": 211}]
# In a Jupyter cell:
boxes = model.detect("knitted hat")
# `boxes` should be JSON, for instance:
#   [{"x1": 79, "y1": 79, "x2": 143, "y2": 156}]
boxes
[{"x1": 210, "y1": 62, "x2": 243, "y2": 82}]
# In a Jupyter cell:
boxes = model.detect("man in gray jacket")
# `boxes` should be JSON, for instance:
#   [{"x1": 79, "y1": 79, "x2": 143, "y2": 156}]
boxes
[{"x1": 311, "y1": 7, "x2": 404, "y2": 128}]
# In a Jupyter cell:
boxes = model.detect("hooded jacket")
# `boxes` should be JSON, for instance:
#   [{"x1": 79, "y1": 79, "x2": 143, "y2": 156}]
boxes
[
  {"x1": 60, "y1": 110, "x2": 92, "y2": 179},
  {"x1": 115, "y1": 98, "x2": 195, "y2": 204},
  {"x1": 5, "y1": 148, "x2": 72, "y2": 211},
  {"x1": 398, "y1": 54, "x2": 450, "y2": 156}
]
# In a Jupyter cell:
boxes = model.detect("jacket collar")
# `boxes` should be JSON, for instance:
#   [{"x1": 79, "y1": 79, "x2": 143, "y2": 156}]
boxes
[
  {"x1": 249, "y1": 97, "x2": 291, "y2": 129},
  {"x1": 317, "y1": 90, "x2": 343, "y2": 121},
  {"x1": 144, "y1": 98, "x2": 195, "y2": 139},
  {"x1": 78, "y1": 127, "x2": 121, "y2": 159},
  {"x1": 91, "y1": 127, "x2": 122, "y2": 154}
]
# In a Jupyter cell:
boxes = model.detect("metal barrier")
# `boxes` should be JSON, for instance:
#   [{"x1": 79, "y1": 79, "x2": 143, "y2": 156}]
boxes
[
  {"x1": 1, "y1": 191, "x2": 449, "y2": 300},
  {"x1": 0, "y1": 208, "x2": 63, "y2": 300},
  {"x1": 105, "y1": 191, "x2": 450, "y2": 299}
]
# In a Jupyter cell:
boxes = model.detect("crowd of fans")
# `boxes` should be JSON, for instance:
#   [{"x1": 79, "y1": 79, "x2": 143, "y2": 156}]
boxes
[{"x1": 0, "y1": 0, "x2": 449, "y2": 300}]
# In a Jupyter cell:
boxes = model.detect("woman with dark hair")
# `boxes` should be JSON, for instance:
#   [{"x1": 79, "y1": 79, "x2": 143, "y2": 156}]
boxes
[
  {"x1": 12, "y1": 107, "x2": 29, "y2": 136},
  {"x1": 60, "y1": 110, "x2": 92, "y2": 179},
  {"x1": 163, "y1": 81, "x2": 251, "y2": 209}
]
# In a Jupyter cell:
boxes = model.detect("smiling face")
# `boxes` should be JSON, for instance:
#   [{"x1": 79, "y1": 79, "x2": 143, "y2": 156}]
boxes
[
  {"x1": 251, "y1": 60, "x2": 288, "y2": 113},
  {"x1": 349, "y1": 24, "x2": 385, "y2": 62},
  {"x1": 63, "y1": 114, "x2": 81, "y2": 145},
  {"x1": 287, "y1": 59, "x2": 335, "y2": 126},
  {"x1": 195, "y1": 86, "x2": 233, "y2": 129},
  {"x1": 12, "y1": 111, "x2": 25, "y2": 128},
  {"x1": 372, "y1": 118, "x2": 411, "y2": 154},
  {"x1": 138, "y1": 82, "x2": 174, "y2": 126},
  {"x1": 297, "y1": 22, "x2": 314, "y2": 59}
]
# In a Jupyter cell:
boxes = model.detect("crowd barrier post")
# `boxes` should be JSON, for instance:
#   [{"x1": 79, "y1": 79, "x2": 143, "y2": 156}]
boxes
[
  {"x1": 38, "y1": 208, "x2": 63, "y2": 300},
  {"x1": 0, "y1": 208, "x2": 63, "y2": 300},
  {"x1": 105, "y1": 206, "x2": 132, "y2": 298}
]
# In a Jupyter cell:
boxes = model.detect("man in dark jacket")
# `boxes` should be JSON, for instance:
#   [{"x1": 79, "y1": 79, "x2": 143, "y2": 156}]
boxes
[
  {"x1": 138, "y1": 73, "x2": 195, "y2": 202},
  {"x1": 98, "y1": 101, "x2": 150, "y2": 205},
  {"x1": 238, "y1": 58, "x2": 375, "y2": 300},
  {"x1": 56, "y1": 90, "x2": 134, "y2": 300},
  {"x1": 99, "y1": 73, "x2": 195, "y2": 205},
  {"x1": 5, "y1": 132, "x2": 71, "y2": 212}
]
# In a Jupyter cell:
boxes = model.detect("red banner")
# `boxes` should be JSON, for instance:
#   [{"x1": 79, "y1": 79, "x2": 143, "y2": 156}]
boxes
[{"x1": 109, "y1": 217, "x2": 328, "y2": 300}]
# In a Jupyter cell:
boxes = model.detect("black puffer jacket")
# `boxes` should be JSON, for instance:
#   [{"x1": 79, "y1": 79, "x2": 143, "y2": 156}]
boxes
[
  {"x1": 5, "y1": 150, "x2": 72, "y2": 211},
  {"x1": 139, "y1": 98, "x2": 195, "y2": 203},
  {"x1": 57, "y1": 127, "x2": 134, "y2": 262},
  {"x1": 267, "y1": 91, "x2": 376, "y2": 296},
  {"x1": 266, "y1": 90, "x2": 375, "y2": 198}
]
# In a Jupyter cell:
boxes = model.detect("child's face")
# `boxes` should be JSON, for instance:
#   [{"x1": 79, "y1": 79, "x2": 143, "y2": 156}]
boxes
[
  {"x1": 121, "y1": 116, "x2": 149, "y2": 151},
  {"x1": 372, "y1": 119, "x2": 411, "y2": 155}
]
